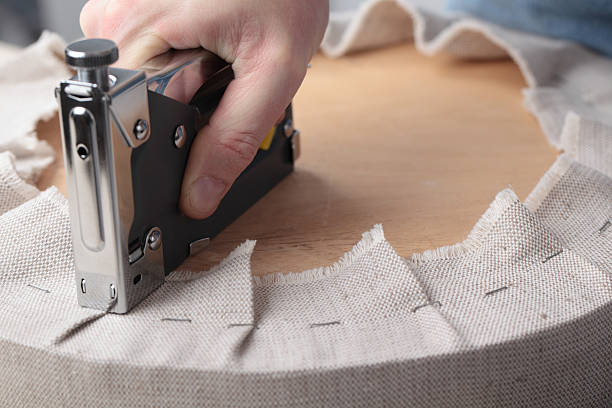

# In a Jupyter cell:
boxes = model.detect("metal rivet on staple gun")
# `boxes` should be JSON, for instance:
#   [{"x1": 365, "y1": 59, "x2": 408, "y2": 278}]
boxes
[
  {"x1": 291, "y1": 130, "x2": 301, "y2": 161},
  {"x1": 174, "y1": 125, "x2": 186, "y2": 148},
  {"x1": 147, "y1": 227, "x2": 162, "y2": 251},
  {"x1": 283, "y1": 119, "x2": 294, "y2": 138},
  {"x1": 134, "y1": 119, "x2": 149, "y2": 140}
]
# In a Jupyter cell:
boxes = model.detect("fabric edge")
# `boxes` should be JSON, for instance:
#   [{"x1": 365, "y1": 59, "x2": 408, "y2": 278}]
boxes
[
  {"x1": 420, "y1": 18, "x2": 536, "y2": 87},
  {"x1": 166, "y1": 240, "x2": 257, "y2": 282},
  {"x1": 322, "y1": 0, "x2": 407, "y2": 58},
  {"x1": 40, "y1": 186, "x2": 69, "y2": 217},
  {"x1": 410, "y1": 188, "x2": 518, "y2": 265},
  {"x1": 0, "y1": 185, "x2": 67, "y2": 221},
  {"x1": 252, "y1": 224, "x2": 386, "y2": 287},
  {"x1": 0, "y1": 30, "x2": 66, "y2": 70},
  {"x1": 0, "y1": 151, "x2": 40, "y2": 209},
  {"x1": 558, "y1": 112, "x2": 581, "y2": 159},
  {"x1": 524, "y1": 155, "x2": 573, "y2": 212}
]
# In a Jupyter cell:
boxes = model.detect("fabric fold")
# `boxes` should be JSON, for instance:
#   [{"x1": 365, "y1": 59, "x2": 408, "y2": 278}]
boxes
[
  {"x1": 324, "y1": 0, "x2": 415, "y2": 58},
  {"x1": 250, "y1": 224, "x2": 462, "y2": 368},
  {"x1": 409, "y1": 188, "x2": 612, "y2": 350},
  {"x1": 0, "y1": 187, "x2": 105, "y2": 347},
  {"x1": 0, "y1": 151, "x2": 40, "y2": 214},
  {"x1": 0, "y1": 31, "x2": 69, "y2": 181},
  {"x1": 323, "y1": 0, "x2": 612, "y2": 148},
  {"x1": 49, "y1": 225, "x2": 461, "y2": 372},
  {"x1": 526, "y1": 155, "x2": 612, "y2": 273},
  {"x1": 560, "y1": 112, "x2": 612, "y2": 178}
]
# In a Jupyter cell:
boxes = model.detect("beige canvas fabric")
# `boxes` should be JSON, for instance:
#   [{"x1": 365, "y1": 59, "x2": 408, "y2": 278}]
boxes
[
  {"x1": 0, "y1": 31, "x2": 69, "y2": 181},
  {"x1": 0, "y1": 187, "x2": 106, "y2": 346},
  {"x1": 1, "y1": 6, "x2": 612, "y2": 407},
  {"x1": 0, "y1": 42, "x2": 19, "y2": 60},
  {"x1": 526, "y1": 155, "x2": 611, "y2": 273},
  {"x1": 0, "y1": 183, "x2": 611, "y2": 407},
  {"x1": 560, "y1": 113, "x2": 612, "y2": 178},
  {"x1": 0, "y1": 152, "x2": 39, "y2": 213}
]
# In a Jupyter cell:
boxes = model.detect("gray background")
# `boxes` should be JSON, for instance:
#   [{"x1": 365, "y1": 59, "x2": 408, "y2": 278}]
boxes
[{"x1": 0, "y1": 0, "x2": 87, "y2": 45}]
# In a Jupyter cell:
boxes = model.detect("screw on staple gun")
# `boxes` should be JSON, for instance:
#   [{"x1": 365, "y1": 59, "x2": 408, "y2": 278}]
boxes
[{"x1": 57, "y1": 39, "x2": 301, "y2": 313}]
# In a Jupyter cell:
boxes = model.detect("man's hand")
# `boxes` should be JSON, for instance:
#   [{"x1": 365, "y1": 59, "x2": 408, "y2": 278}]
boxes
[{"x1": 80, "y1": 0, "x2": 328, "y2": 218}]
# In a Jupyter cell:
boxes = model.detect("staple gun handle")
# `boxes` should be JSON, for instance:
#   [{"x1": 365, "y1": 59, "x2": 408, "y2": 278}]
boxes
[{"x1": 189, "y1": 64, "x2": 235, "y2": 124}]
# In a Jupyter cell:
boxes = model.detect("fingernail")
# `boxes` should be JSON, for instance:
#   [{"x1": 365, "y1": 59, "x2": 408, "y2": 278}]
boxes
[{"x1": 187, "y1": 176, "x2": 227, "y2": 217}]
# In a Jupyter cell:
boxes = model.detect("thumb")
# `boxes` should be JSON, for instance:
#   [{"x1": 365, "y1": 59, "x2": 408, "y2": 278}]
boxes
[{"x1": 179, "y1": 49, "x2": 305, "y2": 219}]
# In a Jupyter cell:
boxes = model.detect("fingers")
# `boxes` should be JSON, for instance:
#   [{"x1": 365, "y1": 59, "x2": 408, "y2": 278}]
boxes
[
  {"x1": 79, "y1": 0, "x2": 319, "y2": 220},
  {"x1": 80, "y1": 0, "x2": 171, "y2": 68},
  {"x1": 80, "y1": 0, "x2": 108, "y2": 37},
  {"x1": 179, "y1": 48, "x2": 306, "y2": 219},
  {"x1": 113, "y1": 33, "x2": 170, "y2": 68}
]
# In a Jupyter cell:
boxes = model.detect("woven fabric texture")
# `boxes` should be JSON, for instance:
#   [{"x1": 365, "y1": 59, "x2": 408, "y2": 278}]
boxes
[
  {"x1": 0, "y1": 152, "x2": 39, "y2": 213},
  {"x1": 560, "y1": 113, "x2": 612, "y2": 178},
  {"x1": 0, "y1": 4, "x2": 612, "y2": 407},
  {"x1": 526, "y1": 155, "x2": 612, "y2": 273},
  {"x1": 0, "y1": 185, "x2": 610, "y2": 407}
]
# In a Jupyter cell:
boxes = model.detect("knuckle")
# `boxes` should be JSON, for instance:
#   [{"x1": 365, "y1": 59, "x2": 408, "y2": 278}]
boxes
[
  {"x1": 102, "y1": 0, "x2": 123, "y2": 16},
  {"x1": 79, "y1": 0, "x2": 101, "y2": 35},
  {"x1": 100, "y1": 0, "x2": 128, "y2": 33},
  {"x1": 88, "y1": 0, "x2": 141, "y2": 37},
  {"x1": 270, "y1": 40, "x2": 307, "y2": 81},
  {"x1": 269, "y1": 39, "x2": 294, "y2": 66}
]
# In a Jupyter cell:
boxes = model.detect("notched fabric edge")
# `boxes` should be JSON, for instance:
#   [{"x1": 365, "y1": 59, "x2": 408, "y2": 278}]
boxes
[
  {"x1": 169, "y1": 225, "x2": 388, "y2": 288},
  {"x1": 252, "y1": 224, "x2": 386, "y2": 286},
  {"x1": 410, "y1": 188, "x2": 519, "y2": 265}
]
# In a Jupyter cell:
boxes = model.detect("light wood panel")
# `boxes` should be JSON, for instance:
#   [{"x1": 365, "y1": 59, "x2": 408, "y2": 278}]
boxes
[{"x1": 36, "y1": 43, "x2": 557, "y2": 276}]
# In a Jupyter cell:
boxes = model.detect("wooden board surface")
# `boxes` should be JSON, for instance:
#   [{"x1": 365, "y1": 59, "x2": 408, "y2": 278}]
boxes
[{"x1": 36, "y1": 43, "x2": 558, "y2": 276}]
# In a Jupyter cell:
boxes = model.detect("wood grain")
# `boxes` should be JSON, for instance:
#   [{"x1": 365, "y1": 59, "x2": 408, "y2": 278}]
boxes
[{"x1": 36, "y1": 43, "x2": 557, "y2": 277}]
